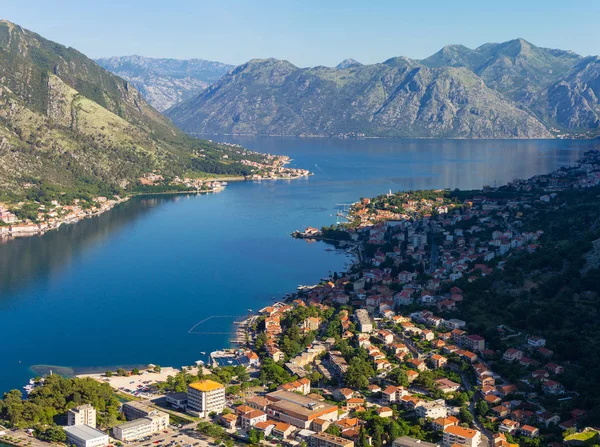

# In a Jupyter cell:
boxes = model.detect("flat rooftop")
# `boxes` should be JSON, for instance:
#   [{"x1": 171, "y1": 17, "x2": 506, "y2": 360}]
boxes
[
  {"x1": 64, "y1": 425, "x2": 108, "y2": 441},
  {"x1": 266, "y1": 390, "x2": 336, "y2": 421},
  {"x1": 114, "y1": 418, "x2": 152, "y2": 430}
]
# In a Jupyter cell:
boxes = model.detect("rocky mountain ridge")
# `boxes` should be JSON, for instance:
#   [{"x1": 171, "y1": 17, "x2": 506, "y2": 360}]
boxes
[
  {"x1": 95, "y1": 55, "x2": 234, "y2": 111},
  {"x1": 166, "y1": 39, "x2": 599, "y2": 138}
]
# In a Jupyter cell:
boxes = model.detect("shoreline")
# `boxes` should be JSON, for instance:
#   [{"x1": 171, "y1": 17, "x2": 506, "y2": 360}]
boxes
[{"x1": 0, "y1": 171, "x2": 311, "y2": 242}]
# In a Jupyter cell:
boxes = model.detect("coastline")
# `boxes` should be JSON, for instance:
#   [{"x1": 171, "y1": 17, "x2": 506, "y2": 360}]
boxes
[{"x1": 0, "y1": 171, "x2": 311, "y2": 242}]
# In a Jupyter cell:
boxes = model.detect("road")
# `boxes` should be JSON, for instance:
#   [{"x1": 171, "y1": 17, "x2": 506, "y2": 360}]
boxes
[{"x1": 449, "y1": 364, "x2": 492, "y2": 447}]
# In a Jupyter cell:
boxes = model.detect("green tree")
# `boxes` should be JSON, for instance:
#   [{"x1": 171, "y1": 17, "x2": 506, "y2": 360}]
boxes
[
  {"x1": 326, "y1": 425, "x2": 342, "y2": 436},
  {"x1": 345, "y1": 357, "x2": 375, "y2": 389},
  {"x1": 476, "y1": 400, "x2": 489, "y2": 417},
  {"x1": 35, "y1": 426, "x2": 66, "y2": 443},
  {"x1": 459, "y1": 406, "x2": 474, "y2": 425}
]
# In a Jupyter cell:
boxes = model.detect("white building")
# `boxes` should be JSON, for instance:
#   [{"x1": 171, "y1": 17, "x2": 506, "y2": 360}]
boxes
[
  {"x1": 165, "y1": 392, "x2": 188, "y2": 410},
  {"x1": 354, "y1": 309, "x2": 373, "y2": 333},
  {"x1": 415, "y1": 400, "x2": 447, "y2": 419},
  {"x1": 64, "y1": 425, "x2": 108, "y2": 447},
  {"x1": 112, "y1": 414, "x2": 169, "y2": 442},
  {"x1": 442, "y1": 426, "x2": 481, "y2": 447},
  {"x1": 187, "y1": 380, "x2": 226, "y2": 417},
  {"x1": 68, "y1": 404, "x2": 97, "y2": 428}
]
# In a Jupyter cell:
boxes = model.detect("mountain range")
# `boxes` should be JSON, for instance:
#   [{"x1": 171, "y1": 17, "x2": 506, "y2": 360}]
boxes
[
  {"x1": 95, "y1": 56, "x2": 234, "y2": 111},
  {"x1": 0, "y1": 20, "x2": 256, "y2": 203},
  {"x1": 162, "y1": 39, "x2": 600, "y2": 139}
]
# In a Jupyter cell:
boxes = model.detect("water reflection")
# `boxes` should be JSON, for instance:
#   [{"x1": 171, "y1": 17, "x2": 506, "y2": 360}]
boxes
[{"x1": 0, "y1": 196, "x2": 182, "y2": 297}]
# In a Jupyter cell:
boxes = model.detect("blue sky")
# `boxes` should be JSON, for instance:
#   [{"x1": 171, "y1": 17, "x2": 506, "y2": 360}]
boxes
[{"x1": 3, "y1": 0, "x2": 599, "y2": 67}]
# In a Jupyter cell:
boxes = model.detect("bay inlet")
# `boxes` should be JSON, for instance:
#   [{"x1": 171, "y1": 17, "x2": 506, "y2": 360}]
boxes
[{"x1": 2, "y1": 137, "x2": 598, "y2": 394}]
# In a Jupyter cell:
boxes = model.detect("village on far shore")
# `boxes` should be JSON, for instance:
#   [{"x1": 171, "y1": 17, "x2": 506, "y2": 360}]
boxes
[
  {"x1": 4, "y1": 151, "x2": 600, "y2": 447},
  {"x1": 0, "y1": 144, "x2": 310, "y2": 240}
]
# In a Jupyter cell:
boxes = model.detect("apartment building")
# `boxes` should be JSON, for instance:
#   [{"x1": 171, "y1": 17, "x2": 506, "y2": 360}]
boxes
[
  {"x1": 309, "y1": 432, "x2": 354, "y2": 447},
  {"x1": 68, "y1": 404, "x2": 97, "y2": 428},
  {"x1": 187, "y1": 380, "x2": 226, "y2": 418},
  {"x1": 442, "y1": 425, "x2": 481, "y2": 447}
]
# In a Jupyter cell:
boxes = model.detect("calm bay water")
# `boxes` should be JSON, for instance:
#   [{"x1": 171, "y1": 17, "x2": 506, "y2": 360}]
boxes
[{"x1": 2, "y1": 137, "x2": 598, "y2": 393}]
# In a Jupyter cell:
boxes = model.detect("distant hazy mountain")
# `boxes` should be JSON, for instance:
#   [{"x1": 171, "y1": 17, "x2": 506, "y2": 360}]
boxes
[
  {"x1": 96, "y1": 55, "x2": 234, "y2": 111},
  {"x1": 167, "y1": 38, "x2": 599, "y2": 138}
]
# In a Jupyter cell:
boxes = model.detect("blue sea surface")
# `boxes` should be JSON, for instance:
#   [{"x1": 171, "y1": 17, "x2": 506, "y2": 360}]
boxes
[{"x1": 1, "y1": 137, "x2": 598, "y2": 393}]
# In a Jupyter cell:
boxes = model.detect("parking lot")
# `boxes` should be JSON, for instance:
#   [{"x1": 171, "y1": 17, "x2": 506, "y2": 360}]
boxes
[{"x1": 122, "y1": 427, "x2": 212, "y2": 447}]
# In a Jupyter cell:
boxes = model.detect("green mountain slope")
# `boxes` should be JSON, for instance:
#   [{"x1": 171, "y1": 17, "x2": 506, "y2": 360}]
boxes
[
  {"x1": 167, "y1": 57, "x2": 551, "y2": 138},
  {"x1": 0, "y1": 20, "x2": 256, "y2": 203}
]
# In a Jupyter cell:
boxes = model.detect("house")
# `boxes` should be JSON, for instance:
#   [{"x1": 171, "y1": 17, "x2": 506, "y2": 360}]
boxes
[
  {"x1": 496, "y1": 384, "x2": 517, "y2": 397},
  {"x1": 499, "y1": 419, "x2": 519, "y2": 434},
  {"x1": 484, "y1": 395, "x2": 502, "y2": 406},
  {"x1": 492, "y1": 406, "x2": 511, "y2": 418},
  {"x1": 218, "y1": 413, "x2": 238, "y2": 429},
  {"x1": 382, "y1": 386, "x2": 407, "y2": 404},
  {"x1": 377, "y1": 407, "x2": 393, "y2": 418},
  {"x1": 451, "y1": 329, "x2": 466, "y2": 342},
  {"x1": 435, "y1": 378, "x2": 460, "y2": 393},
  {"x1": 407, "y1": 358, "x2": 427, "y2": 372},
  {"x1": 429, "y1": 354, "x2": 447, "y2": 369},
  {"x1": 462, "y1": 334, "x2": 485, "y2": 352},
  {"x1": 415, "y1": 400, "x2": 448, "y2": 419},
  {"x1": 273, "y1": 422, "x2": 295, "y2": 439},
  {"x1": 503, "y1": 348, "x2": 523, "y2": 363},
  {"x1": 519, "y1": 425, "x2": 539, "y2": 438},
  {"x1": 346, "y1": 398, "x2": 365, "y2": 410},
  {"x1": 527, "y1": 335, "x2": 546, "y2": 348},
  {"x1": 303, "y1": 317, "x2": 322, "y2": 331},
  {"x1": 334, "y1": 388, "x2": 354, "y2": 401},
  {"x1": 493, "y1": 433, "x2": 518, "y2": 447},
  {"x1": 367, "y1": 384, "x2": 382, "y2": 394},
  {"x1": 542, "y1": 380, "x2": 565, "y2": 395},
  {"x1": 246, "y1": 351, "x2": 260, "y2": 367},
  {"x1": 459, "y1": 350, "x2": 478, "y2": 363},
  {"x1": 537, "y1": 411, "x2": 560, "y2": 428},
  {"x1": 240, "y1": 409, "x2": 268, "y2": 429},
  {"x1": 537, "y1": 347, "x2": 554, "y2": 358},
  {"x1": 247, "y1": 396, "x2": 269, "y2": 412},
  {"x1": 545, "y1": 363, "x2": 564, "y2": 375},
  {"x1": 421, "y1": 330, "x2": 435, "y2": 341},
  {"x1": 279, "y1": 378, "x2": 311, "y2": 395},
  {"x1": 532, "y1": 369, "x2": 549, "y2": 380},
  {"x1": 406, "y1": 370, "x2": 419, "y2": 382},
  {"x1": 431, "y1": 416, "x2": 459, "y2": 432},
  {"x1": 311, "y1": 417, "x2": 331, "y2": 433},
  {"x1": 254, "y1": 420, "x2": 276, "y2": 437},
  {"x1": 432, "y1": 339, "x2": 446, "y2": 349},
  {"x1": 442, "y1": 425, "x2": 481, "y2": 447},
  {"x1": 374, "y1": 359, "x2": 392, "y2": 371},
  {"x1": 378, "y1": 330, "x2": 394, "y2": 345}
]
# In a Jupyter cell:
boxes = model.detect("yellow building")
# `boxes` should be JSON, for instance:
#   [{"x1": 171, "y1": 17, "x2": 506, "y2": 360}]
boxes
[{"x1": 187, "y1": 380, "x2": 226, "y2": 418}]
